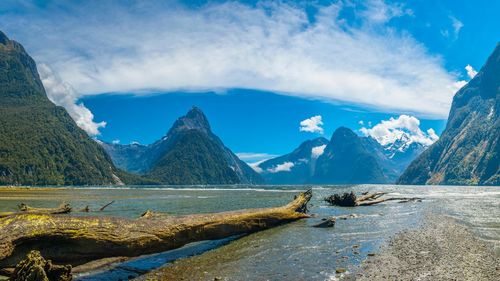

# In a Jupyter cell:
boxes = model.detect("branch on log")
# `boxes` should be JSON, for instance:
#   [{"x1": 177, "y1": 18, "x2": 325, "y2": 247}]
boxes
[
  {"x1": 0, "y1": 203, "x2": 72, "y2": 218},
  {"x1": 0, "y1": 189, "x2": 312, "y2": 269},
  {"x1": 324, "y1": 192, "x2": 421, "y2": 207},
  {"x1": 99, "y1": 200, "x2": 115, "y2": 211},
  {"x1": 18, "y1": 203, "x2": 72, "y2": 214}
]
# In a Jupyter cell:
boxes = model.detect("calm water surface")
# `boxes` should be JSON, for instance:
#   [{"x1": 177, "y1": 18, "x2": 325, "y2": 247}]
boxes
[{"x1": 0, "y1": 185, "x2": 498, "y2": 280}]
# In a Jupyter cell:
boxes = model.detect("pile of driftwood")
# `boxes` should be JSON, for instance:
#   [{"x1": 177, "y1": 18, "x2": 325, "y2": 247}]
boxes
[
  {"x1": 324, "y1": 191, "x2": 422, "y2": 207},
  {"x1": 0, "y1": 190, "x2": 312, "y2": 280}
]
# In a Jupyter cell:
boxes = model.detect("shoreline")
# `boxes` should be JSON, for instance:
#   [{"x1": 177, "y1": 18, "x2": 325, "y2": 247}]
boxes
[{"x1": 351, "y1": 215, "x2": 500, "y2": 280}]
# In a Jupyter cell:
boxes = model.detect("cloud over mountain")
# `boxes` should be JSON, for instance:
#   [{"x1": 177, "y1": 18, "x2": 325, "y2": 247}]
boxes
[
  {"x1": 360, "y1": 115, "x2": 439, "y2": 146},
  {"x1": 300, "y1": 116, "x2": 324, "y2": 134},
  {"x1": 38, "y1": 64, "x2": 106, "y2": 136},
  {"x1": 1, "y1": 0, "x2": 465, "y2": 119}
]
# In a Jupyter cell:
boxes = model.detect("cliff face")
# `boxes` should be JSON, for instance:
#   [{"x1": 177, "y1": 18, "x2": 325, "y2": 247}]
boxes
[
  {"x1": 314, "y1": 127, "x2": 387, "y2": 184},
  {"x1": 0, "y1": 31, "x2": 122, "y2": 185},
  {"x1": 398, "y1": 44, "x2": 500, "y2": 185}
]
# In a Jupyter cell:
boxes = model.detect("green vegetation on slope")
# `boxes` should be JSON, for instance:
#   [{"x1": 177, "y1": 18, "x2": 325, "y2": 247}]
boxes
[
  {"x1": 147, "y1": 130, "x2": 241, "y2": 185},
  {"x1": 398, "y1": 43, "x2": 499, "y2": 185},
  {"x1": 0, "y1": 30, "x2": 128, "y2": 185}
]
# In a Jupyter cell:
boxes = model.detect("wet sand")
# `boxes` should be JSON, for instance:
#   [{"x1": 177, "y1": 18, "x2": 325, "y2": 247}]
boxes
[{"x1": 353, "y1": 215, "x2": 500, "y2": 281}]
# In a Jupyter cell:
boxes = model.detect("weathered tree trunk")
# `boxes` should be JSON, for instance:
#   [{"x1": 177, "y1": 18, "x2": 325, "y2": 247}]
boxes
[{"x1": 0, "y1": 190, "x2": 312, "y2": 269}]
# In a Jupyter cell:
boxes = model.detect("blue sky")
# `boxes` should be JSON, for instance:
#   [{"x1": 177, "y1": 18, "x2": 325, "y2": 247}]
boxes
[{"x1": 0, "y1": 0, "x2": 498, "y2": 161}]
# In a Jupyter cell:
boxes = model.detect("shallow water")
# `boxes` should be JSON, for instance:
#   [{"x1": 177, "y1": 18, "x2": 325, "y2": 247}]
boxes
[{"x1": 0, "y1": 185, "x2": 498, "y2": 280}]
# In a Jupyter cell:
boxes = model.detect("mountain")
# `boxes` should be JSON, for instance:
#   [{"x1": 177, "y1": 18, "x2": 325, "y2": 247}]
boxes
[
  {"x1": 102, "y1": 107, "x2": 263, "y2": 185},
  {"x1": 254, "y1": 127, "x2": 426, "y2": 184},
  {"x1": 100, "y1": 142, "x2": 149, "y2": 174},
  {"x1": 0, "y1": 31, "x2": 124, "y2": 185},
  {"x1": 361, "y1": 134, "x2": 426, "y2": 182},
  {"x1": 398, "y1": 44, "x2": 500, "y2": 185},
  {"x1": 313, "y1": 127, "x2": 387, "y2": 184},
  {"x1": 256, "y1": 137, "x2": 329, "y2": 184}
]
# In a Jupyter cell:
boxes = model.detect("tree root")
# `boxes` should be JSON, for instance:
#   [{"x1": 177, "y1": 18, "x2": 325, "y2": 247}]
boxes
[{"x1": 9, "y1": 250, "x2": 71, "y2": 281}]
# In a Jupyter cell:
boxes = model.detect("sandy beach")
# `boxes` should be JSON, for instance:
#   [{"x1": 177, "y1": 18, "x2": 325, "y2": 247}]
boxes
[{"x1": 353, "y1": 215, "x2": 500, "y2": 281}]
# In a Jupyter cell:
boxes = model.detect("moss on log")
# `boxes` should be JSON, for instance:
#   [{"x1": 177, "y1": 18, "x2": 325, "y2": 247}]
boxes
[{"x1": 0, "y1": 190, "x2": 312, "y2": 269}]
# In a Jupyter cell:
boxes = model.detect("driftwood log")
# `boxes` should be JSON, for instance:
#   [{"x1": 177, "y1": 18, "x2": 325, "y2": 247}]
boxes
[
  {"x1": 325, "y1": 192, "x2": 421, "y2": 207},
  {"x1": 0, "y1": 189, "x2": 312, "y2": 270}
]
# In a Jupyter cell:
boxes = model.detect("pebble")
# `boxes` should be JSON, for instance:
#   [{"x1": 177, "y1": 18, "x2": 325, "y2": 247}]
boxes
[{"x1": 336, "y1": 268, "x2": 347, "y2": 274}]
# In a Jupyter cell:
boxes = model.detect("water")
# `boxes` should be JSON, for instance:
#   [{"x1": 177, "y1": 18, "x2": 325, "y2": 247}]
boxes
[{"x1": 0, "y1": 185, "x2": 498, "y2": 280}]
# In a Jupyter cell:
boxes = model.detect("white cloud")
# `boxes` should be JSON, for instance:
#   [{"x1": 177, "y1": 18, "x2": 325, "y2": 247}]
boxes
[
  {"x1": 237, "y1": 152, "x2": 279, "y2": 173},
  {"x1": 236, "y1": 152, "x2": 277, "y2": 163},
  {"x1": 300, "y1": 115, "x2": 324, "y2": 134},
  {"x1": 311, "y1": 145, "x2": 327, "y2": 159},
  {"x1": 248, "y1": 160, "x2": 265, "y2": 173},
  {"x1": 442, "y1": 15, "x2": 463, "y2": 40},
  {"x1": 358, "y1": 120, "x2": 364, "y2": 125},
  {"x1": 450, "y1": 16, "x2": 463, "y2": 37},
  {"x1": 465, "y1": 64, "x2": 477, "y2": 79},
  {"x1": 268, "y1": 162, "x2": 295, "y2": 173},
  {"x1": 1, "y1": 0, "x2": 465, "y2": 118},
  {"x1": 360, "y1": 115, "x2": 439, "y2": 146},
  {"x1": 360, "y1": 0, "x2": 413, "y2": 24},
  {"x1": 112, "y1": 139, "x2": 120, "y2": 144},
  {"x1": 37, "y1": 64, "x2": 106, "y2": 136}
]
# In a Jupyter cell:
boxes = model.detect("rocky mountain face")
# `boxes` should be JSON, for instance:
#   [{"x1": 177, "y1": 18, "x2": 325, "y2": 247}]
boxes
[
  {"x1": 398, "y1": 44, "x2": 500, "y2": 185},
  {"x1": 0, "y1": 31, "x2": 124, "y2": 185},
  {"x1": 256, "y1": 127, "x2": 426, "y2": 184},
  {"x1": 103, "y1": 107, "x2": 263, "y2": 185},
  {"x1": 361, "y1": 134, "x2": 426, "y2": 182},
  {"x1": 314, "y1": 127, "x2": 387, "y2": 184},
  {"x1": 257, "y1": 137, "x2": 329, "y2": 184}
]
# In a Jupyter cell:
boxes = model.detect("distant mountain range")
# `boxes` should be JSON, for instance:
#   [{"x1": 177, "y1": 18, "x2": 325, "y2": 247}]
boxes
[
  {"x1": 257, "y1": 127, "x2": 426, "y2": 184},
  {"x1": 102, "y1": 107, "x2": 263, "y2": 185},
  {"x1": 398, "y1": 43, "x2": 500, "y2": 185},
  {"x1": 1, "y1": 27, "x2": 497, "y2": 186}
]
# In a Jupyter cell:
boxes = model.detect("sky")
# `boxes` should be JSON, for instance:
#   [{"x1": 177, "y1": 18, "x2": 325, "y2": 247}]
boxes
[{"x1": 0, "y1": 0, "x2": 499, "y2": 162}]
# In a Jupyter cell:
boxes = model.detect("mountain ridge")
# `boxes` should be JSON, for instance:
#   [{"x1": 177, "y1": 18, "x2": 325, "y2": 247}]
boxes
[
  {"x1": 398, "y1": 43, "x2": 500, "y2": 185},
  {"x1": 0, "y1": 31, "x2": 127, "y2": 185},
  {"x1": 102, "y1": 107, "x2": 263, "y2": 185}
]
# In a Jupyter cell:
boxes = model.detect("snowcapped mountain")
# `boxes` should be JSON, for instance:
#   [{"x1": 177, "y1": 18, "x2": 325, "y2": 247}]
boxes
[{"x1": 255, "y1": 127, "x2": 429, "y2": 184}]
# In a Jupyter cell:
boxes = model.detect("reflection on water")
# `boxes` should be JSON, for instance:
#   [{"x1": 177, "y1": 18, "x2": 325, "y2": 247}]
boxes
[{"x1": 0, "y1": 185, "x2": 498, "y2": 280}]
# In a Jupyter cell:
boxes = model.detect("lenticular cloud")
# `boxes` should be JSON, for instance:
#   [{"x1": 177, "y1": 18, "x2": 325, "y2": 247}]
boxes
[{"x1": 3, "y1": 0, "x2": 465, "y2": 118}]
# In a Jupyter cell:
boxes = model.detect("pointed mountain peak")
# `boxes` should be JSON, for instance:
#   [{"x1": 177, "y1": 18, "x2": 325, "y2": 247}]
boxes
[
  {"x1": 462, "y1": 42, "x2": 500, "y2": 100},
  {"x1": 169, "y1": 106, "x2": 211, "y2": 135},
  {"x1": 186, "y1": 106, "x2": 208, "y2": 121},
  {"x1": 0, "y1": 31, "x2": 9, "y2": 45},
  {"x1": 297, "y1": 137, "x2": 329, "y2": 150},
  {"x1": 330, "y1": 126, "x2": 358, "y2": 141}
]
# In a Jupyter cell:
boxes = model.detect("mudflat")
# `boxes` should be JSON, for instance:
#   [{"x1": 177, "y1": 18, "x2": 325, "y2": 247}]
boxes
[{"x1": 354, "y1": 215, "x2": 500, "y2": 281}]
